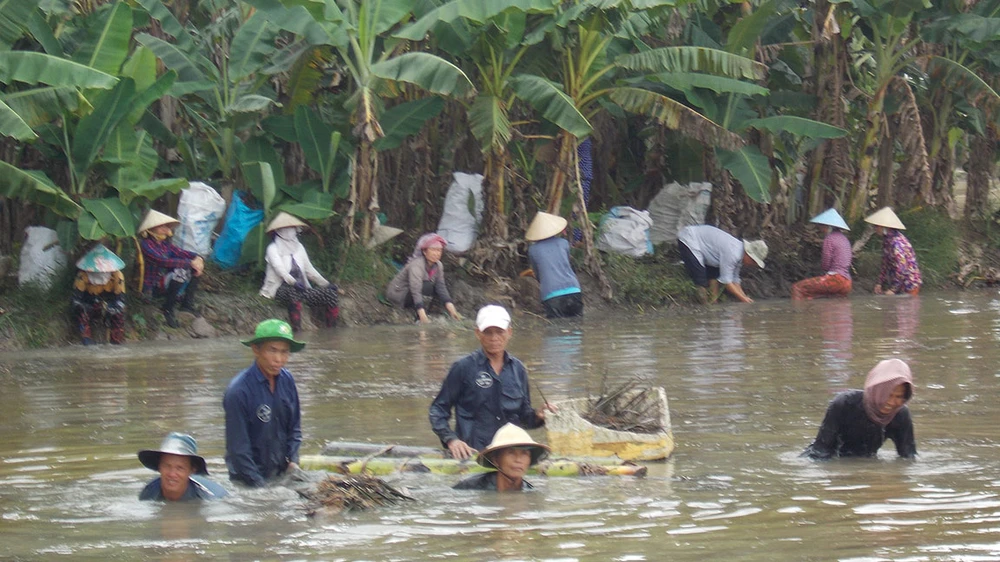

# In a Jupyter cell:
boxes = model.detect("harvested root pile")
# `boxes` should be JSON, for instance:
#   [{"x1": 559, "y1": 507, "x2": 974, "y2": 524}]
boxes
[
  {"x1": 299, "y1": 474, "x2": 414, "y2": 516},
  {"x1": 582, "y1": 377, "x2": 665, "y2": 434}
]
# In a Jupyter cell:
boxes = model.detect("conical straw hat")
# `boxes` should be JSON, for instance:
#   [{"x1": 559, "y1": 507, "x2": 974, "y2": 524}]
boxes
[
  {"x1": 476, "y1": 423, "x2": 550, "y2": 467},
  {"x1": 76, "y1": 244, "x2": 125, "y2": 272},
  {"x1": 137, "y1": 210, "x2": 179, "y2": 234},
  {"x1": 864, "y1": 207, "x2": 906, "y2": 230},
  {"x1": 525, "y1": 212, "x2": 568, "y2": 241},
  {"x1": 809, "y1": 208, "x2": 850, "y2": 231},
  {"x1": 266, "y1": 212, "x2": 308, "y2": 233}
]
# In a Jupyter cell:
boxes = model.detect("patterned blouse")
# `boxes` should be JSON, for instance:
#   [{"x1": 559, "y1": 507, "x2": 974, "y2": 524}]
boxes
[{"x1": 879, "y1": 230, "x2": 922, "y2": 293}]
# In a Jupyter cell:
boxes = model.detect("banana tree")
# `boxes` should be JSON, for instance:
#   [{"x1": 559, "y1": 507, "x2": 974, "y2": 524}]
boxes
[
  {"x1": 397, "y1": 0, "x2": 566, "y2": 243},
  {"x1": 244, "y1": 0, "x2": 475, "y2": 245}
]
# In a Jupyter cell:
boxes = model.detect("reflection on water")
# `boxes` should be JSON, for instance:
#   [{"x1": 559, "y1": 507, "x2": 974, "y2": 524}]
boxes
[{"x1": 3, "y1": 294, "x2": 1000, "y2": 560}]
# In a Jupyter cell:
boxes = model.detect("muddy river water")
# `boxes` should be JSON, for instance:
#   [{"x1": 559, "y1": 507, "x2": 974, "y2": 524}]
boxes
[{"x1": 2, "y1": 293, "x2": 1000, "y2": 560}]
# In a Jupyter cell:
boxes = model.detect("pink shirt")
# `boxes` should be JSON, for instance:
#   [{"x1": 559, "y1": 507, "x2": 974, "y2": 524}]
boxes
[{"x1": 821, "y1": 230, "x2": 852, "y2": 279}]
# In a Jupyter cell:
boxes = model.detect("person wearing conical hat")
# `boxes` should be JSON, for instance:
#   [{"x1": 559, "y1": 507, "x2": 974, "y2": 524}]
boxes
[
  {"x1": 525, "y1": 212, "x2": 583, "y2": 318},
  {"x1": 802, "y1": 358, "x2": 916, "y2": 460},
  {"x1": 384, "y1": 233, "x2": 463, "y2": 324},
  {"x1": 224, "y1": 319, "x2": 306, "y2": 487},
  {"x1": 864, "y1": 207, "x2": 922, "y2": 296},
  {"x1": 676, "y1": 225, "x2": 768, "y2": 304},
  {"x1": 71, "y1": 244, "x2": 127, "y2": 345},
  {"x1": 791, "y1": 209, "x2": 853, "y2": 300},
  {"x1": 260, "y1": 212, "x2": 340, "y2": 332},
  {"x1": 138, "y1": 432, "x2": 227, "y2": 501},
  {"x1": 137, "y1": 209, "x2": 205, "y2": 328},
  {"x1": 453, "y1": 423, "x2": 551, "y2": 491}
]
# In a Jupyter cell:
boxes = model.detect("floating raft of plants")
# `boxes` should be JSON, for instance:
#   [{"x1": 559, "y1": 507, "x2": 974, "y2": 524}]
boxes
[
  {"x1": 300, "y1": 455, "x2": 647, "y2": 477},
  {"x1": 545, "y1": 383, "x2": 674, "y2": 461}
]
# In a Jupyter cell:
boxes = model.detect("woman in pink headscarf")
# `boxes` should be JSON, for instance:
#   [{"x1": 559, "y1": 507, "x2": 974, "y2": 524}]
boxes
[
  {"x1": 803, "y1": 358, "x2": 916, "y2": 459},
  {"x1": 384, "y1": 233, "x2": 463, "y2": 324}
]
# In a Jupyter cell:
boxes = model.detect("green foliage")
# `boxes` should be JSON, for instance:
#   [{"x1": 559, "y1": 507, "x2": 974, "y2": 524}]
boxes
[
  {"x1": 326, "y1": 242, "x2": 397, "y2": 286},
  {"x1": 0, "y1": 270, "x2": 76, "y2": 349},
  {"x1": 601, "y1": 251, "x2": 698, "y2": 306}
]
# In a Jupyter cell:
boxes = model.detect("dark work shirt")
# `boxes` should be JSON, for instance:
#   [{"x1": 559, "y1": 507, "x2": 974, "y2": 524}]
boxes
[
  {"x1": 139, "y1": 476, "x2": 227, "y2": 501},
  {"x1": 429, "y1": 349, "x2": 543, "y2": 451},
  {"x1": 224, "y1": 362, "x2": 302, "y2": 487},
  {"x1": 803, "y1": 390, "x2": 916, "y2": 460}
]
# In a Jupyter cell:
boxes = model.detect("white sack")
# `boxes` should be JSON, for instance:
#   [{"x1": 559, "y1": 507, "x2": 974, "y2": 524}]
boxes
[
  {"x1": 18, "y1": 226, "x2": 67, "y2": 289},
  {"x1": 436, "y1": 172, "x2": 483, "y2": 254},
  {"x1": 648, "y1": 181, "x2": 712, "y2": 244},
  {"x1": 175, "y1": 181, "x2": 226, "y2": 255},
  {"x1": 596, "y1": 206, "x2": 654, "y2": 257}
]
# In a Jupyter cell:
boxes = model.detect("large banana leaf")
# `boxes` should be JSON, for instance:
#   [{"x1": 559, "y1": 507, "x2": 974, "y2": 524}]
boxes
[
  {"x1": 71, "y1": 78, "x2": 136, "y2": 182},
  {"x1": 229, "y1": 14, "x2": 280, "y2": 81},
  {"x1": 134, "y1": 33, "x2": 214, "y2": 83},
  {"x1": 241, "y1": 0, "x2": 340, "y2": 47},
  {"x1": 77, "y1": 211, "x2": 106, "y2": 240},
  {"x1": 126, "y1": 70, "x2": 176, "y2": 125},
  {"x1": 725, "y1": 0, "x2": 778, "y2": 54},
  {"x1": 134, "y1": 0, "x2": 194, "y2": 51},
  {"x1": 509, "y1": 74, "x2": 592, "y2": 137},
  {"x1": 609, "y1": 87, "x2": 742, "y2": 150},
  {"x1": 3, "y1": 87, "x2": 82, "y2": 127},
  {"x1": 741, "y1": 116, "x2": 847, "y2": 138},
  {"x1": 227, "y1": 94, "x2": 279, "y2": 114},
  {"x1": 117, "y1": 178, "x2": 188, "y2": 205},
  {"x1": 396, "y1": 0, "x2": 559, "y2": 41},
  {"x1": 0, "y1": 99, "x2": 37, "y2": 140},
  {"x1": 26, "y1": 8, "x2": 64, "y2": 56},
  {"x1": 121, "y1": 46, "x2": 158, "y2": 97},
  {"x1": 81, "y1": 197, "x2": 136, "y2": 238},
  {"x1": 370, "y1": 53, "x2": 475, "y2": 98},
  {"x1": 239, "y1": 136, "x2": 286, "y2": 189},
  {"x1": 616, "y1": 47, "x2": 766, "y2": 81},
  {"x1": 279, "y1": 190, "x2": 335, "y2": 219},
  {"x1": 104, "y1": 127, "x2": 158, "y2": 196},
  {"x1": 373, "y1": 97, "x2": 445, "y2": 151},
  {"x1": 364, "y1": 0, "x2": 417, "y2": 36},
  {"x1": 0, "y1": 0, "x2": 34, "y2": 46},
  {"x1": 0, "y1": 52, "x2": 118, "y2": 89},
  {"x1": 73, "y1": 1, "x2": 132, "y2": 75},
  {"x1": 467, "y1": 93, "x2": 510, "y2": 152},
  {"x1": 294, "y1": 106, "x2": 341, "y2": 186},
  {"x1": 716, "y1": 146, "x2": 772, "y2": 204},
  {"x1": 0, "y1": 161, "x2": 82, "y2": 218},
  {"x1": 652, "y1": 72, "x2": 769, "y2": 96},
  {"x1": 284, "y1": 46, "x2": 327, "y2": 112},
  {"x1": 243, "y1": 161, "x2": 278, "y2": 216}
]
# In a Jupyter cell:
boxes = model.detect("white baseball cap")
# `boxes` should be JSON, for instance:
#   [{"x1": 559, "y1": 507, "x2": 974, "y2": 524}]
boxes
[{"x1": 476, "y1": 305, "x2": 511, "y2": 331}]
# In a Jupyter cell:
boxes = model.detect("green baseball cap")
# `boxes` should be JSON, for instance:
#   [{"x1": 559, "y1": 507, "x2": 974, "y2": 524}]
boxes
[{"x1": 241, "y1": 319, "x2": 306, "y2": 352}]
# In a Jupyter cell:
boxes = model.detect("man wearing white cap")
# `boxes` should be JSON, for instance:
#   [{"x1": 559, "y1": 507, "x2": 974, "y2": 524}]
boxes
[
  {"x1": 429, "y1": 305, "x2": 554, "y2": 460},
  {"x1": 677, "y1": 225, "x2": 767, "y2": 304}
]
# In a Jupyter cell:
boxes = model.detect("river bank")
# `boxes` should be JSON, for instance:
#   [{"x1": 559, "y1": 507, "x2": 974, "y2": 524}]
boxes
[{"x1": 3, "y1": 208, "x2": 1000, "y2": 351}]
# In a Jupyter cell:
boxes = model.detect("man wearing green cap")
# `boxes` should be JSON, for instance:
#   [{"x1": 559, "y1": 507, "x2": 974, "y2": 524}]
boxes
[{"x1": 223, "y1": 319, "x2": 305, "y2": 487}]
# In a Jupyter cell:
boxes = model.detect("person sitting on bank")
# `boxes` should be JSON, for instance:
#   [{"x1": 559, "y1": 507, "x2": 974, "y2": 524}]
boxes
[
  {"x1": 802, "y1": 358, "x2": 916, "y2": 460},
  {"x1": 429, "y1": 305, "x2": 554, "y2": 460},
  {"x1": 865, "y1": 207, "x2": 922, "y2": 296},
  {"x1": 453, "y1": 423, "x2": 550, "y2": 492},
  {"x1": 138, "y1": 432, "x2": 227, "y2": 501},
  {"x1": 791, "y1": 209, "x2": 853, "y2": 300},
  {"x1": 137, "y1": 210, "x2": 204, "y2": 328},
  {"x1": 224, "y1": 319, "x2": 304, "y2": 487},
  {"x1": 385, "y1": 233, "x2": 462, "y2": 324},
  {"x1": 260, "y1": 212, "x2": 340, "y2": 332},
  {"x1": 677, "y1": 224, "x2": 768, "y2": 304},
  {"x1": 71, "y1": 244, "x2": 127, "y2": 345},
  {"x1": 526, "y1": 212, "x2": 583, "y2": 318}
]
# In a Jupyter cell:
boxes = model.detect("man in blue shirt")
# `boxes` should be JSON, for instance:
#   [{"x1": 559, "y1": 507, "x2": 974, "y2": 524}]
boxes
[
  {"x1": 429, "y1": 305, "x2": 555, "y2": 460},
  {"x1": 224, "y1": 319, "x2": 305, "y2": 487},
  {"x1": 138, "y1": 432, "x2": 227, "y2": 501}
]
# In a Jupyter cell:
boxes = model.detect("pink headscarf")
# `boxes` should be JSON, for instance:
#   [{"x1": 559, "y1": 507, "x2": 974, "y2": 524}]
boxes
[
  {"x1": 411, "y1": 233, "x2": 447, "y2": 259},
  {"x1": 862, "y1": 358, "x2": 914, "y2": 426}
]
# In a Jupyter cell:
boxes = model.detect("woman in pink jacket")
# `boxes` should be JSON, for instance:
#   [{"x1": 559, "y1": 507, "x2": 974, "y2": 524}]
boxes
[{"x1": 791, "y1": 209, "x2": 853, "y2": 300}]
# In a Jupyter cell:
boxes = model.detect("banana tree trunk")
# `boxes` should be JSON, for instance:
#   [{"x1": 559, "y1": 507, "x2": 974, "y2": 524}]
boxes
[
  {"x1": 846, "y1": 92, "x2": 886, "y2": 222},
  {"x1": 479, "y1": 149, "x2": 510, "y2": 241},
  {"x1": 966, "y1": 132, "x2": 995, "y2": 220},
  {"x1": 545, "y1": 132, "x2": 576, "y2": 214},
  {"x1": 347, "y1": 99, "x2": 383, "y2": 245}
]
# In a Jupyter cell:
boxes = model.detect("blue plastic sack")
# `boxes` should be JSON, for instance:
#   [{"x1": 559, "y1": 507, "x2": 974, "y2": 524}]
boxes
[{"x1": 212, "y1": 192, "x2": 263, "y2": 269}]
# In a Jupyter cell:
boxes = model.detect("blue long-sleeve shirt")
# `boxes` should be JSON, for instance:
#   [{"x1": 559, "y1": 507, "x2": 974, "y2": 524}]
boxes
[
  {"x1": 528, "y1": 236, "x2": 581, "y2": 302},
  {"x1": 429, "y1": 349, "x2": 543, "y2": 451},
  {"x1": 223, "y1": 363, "x2": 302, "y2": 487}
]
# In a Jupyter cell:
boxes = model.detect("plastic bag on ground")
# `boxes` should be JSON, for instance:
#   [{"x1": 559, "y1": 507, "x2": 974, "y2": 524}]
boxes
[
  {"x1": 212, "y1": 191, "x2": 264, "y2": 269},
  {"x1": 18, "y1": 226, "x2": 67, "y2": 289},
  {"x1": 436, "y1": 172, "x2": 483, "y2": 254},
  {"x1": 596, "y1": 206, "x2": 654, "y2": 257},
  {"x1": 175, "y1": 181, "x2": 227, "y2": 255},
  {"x1": 648, "y1": 182, "x2": 712, "y2": 244}
]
